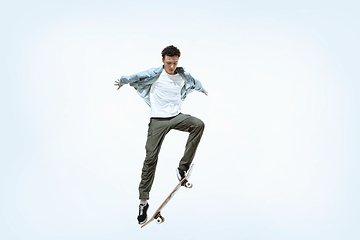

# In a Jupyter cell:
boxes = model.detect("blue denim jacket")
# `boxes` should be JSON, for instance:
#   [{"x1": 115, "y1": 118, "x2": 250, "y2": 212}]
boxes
[{"x1": 119, "y1": 66, "x2": 206, "y2": 106}]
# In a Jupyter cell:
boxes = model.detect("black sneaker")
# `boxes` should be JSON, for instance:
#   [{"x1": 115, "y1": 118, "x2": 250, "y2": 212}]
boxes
[
  {"x1": 137, "y1": 203, "x2": 149, "y2": 225},
  {"x1": 176, "y1": 168, "x2": 193, "y2": 188}
]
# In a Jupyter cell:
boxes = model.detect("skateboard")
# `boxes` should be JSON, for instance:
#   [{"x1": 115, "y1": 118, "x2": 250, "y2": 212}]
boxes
[{"x1": 140, "y1": 164, "x2": 194, "y2": 228}]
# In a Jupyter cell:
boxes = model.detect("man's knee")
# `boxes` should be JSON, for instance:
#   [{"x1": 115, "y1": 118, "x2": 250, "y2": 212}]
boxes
[
  {"x1": 190, "y1": 117, "x2": 205, "y2": 133},
  {"x1": 194, "y1": 117, "x2": 204, "y2": 129},
  {"x1": 198, "y1": 119, "x2": 205, "y2": 129}
]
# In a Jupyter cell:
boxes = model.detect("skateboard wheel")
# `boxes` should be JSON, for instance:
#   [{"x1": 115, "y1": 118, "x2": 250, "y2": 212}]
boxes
[
  {"x1": 156, "y1": 216, "x2": 165, "y2": 224},
  {"x1": 185, "y1": 182, "x2": 193, "y2": 188}
]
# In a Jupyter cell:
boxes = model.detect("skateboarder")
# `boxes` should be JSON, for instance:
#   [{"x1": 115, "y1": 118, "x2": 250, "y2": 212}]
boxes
[{"x1": 114, "y1": 45, "x2": 208, "y2": 224}]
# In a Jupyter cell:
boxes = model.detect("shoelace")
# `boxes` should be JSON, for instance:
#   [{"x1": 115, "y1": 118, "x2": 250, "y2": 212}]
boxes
[{"x1": 139, "y1": 204, "x2": 145, "y2": 215}]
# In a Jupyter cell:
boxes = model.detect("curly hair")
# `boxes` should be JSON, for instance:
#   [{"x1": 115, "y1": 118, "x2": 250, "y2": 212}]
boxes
[{"x1": 161, "y1": 45, "x2": 181, "y2": 59}]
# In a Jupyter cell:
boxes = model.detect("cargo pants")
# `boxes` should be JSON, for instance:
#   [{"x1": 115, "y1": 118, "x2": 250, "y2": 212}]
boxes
[{"x1": 138, "y1": 113, "x2": 205, "y2": 200}]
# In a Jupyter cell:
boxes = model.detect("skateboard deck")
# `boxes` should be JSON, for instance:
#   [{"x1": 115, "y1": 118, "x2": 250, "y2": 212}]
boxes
[{"x1": 140, "y1": 164, "x2": 194, "y2": 228}]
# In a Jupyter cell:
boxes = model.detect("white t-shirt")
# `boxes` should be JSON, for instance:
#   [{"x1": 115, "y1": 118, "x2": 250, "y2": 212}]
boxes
[{"x1": 149, "y1": 70, "x2": 185, "y2": 118}]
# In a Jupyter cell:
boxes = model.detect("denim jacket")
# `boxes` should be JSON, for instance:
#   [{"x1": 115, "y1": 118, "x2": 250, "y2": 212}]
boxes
[{"x1": 119, "y1": 66, "x2": 206, "y2": 106}]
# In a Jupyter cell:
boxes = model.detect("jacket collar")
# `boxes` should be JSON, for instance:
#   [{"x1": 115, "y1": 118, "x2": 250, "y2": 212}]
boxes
[
  {"x1": 153, "y1": 65, "x2": 184, "y2": 75},
  {"x1": 153, "y1": 66, "x2": 163, "y2": 75}
]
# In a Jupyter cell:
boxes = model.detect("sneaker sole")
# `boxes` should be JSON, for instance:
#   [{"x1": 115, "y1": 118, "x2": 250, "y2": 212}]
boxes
[{"x1": 138, "y1": 217, "x2": 147, "y2": 225}]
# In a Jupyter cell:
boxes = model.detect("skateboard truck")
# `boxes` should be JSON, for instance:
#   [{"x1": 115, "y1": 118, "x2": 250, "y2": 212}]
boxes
[
  {"x1": 154, "y1": 212, "x2": 165, "y2": 224},
  {"x1": 182, "y1": 179, "x2": 193, "y2": 188}
]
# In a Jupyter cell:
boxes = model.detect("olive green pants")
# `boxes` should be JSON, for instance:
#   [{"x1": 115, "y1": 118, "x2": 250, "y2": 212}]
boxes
[{"x1": 138, "y1": 113, "x2": 205, "y2": 200}]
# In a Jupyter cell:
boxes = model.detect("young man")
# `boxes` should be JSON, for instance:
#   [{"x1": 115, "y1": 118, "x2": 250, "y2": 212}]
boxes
[{"x1": 114, "y1": 45, "x2": 208, "y2": 224}]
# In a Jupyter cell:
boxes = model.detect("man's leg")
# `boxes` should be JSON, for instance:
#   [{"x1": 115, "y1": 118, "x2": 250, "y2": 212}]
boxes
[
  {"x1": 170, "y1": 114, "x2": 205, "y2": 172},
  {"x1": 138, "y1": 118, "x2": 171, "y2": 200},
  {"x1": 138, "y1": 118, "x2": 172, "y2": 224}
]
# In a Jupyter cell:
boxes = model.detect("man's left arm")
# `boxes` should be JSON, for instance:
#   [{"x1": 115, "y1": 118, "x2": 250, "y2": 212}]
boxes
[{"x1": 188, "y1": 73, "x2": 208, "y2": 96}]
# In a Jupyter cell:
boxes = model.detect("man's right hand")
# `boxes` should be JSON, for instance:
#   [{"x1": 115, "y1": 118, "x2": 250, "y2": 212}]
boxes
[{"x1": 114, "y1": 79, "x2": 121, "y2": 90}]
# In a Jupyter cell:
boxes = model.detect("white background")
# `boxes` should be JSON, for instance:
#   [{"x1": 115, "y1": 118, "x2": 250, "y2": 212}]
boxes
[{"x1": 1, "y1": 0, "x2": 359, "y2": 239}]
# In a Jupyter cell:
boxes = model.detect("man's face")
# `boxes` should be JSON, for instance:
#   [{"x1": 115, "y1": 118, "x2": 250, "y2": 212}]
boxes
[{"x1": 162, "y1": 55, "x2": 179, "y2": 75}]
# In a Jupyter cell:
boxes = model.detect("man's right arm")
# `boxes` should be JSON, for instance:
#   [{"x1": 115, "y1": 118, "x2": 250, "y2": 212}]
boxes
[{"x1": 115, "y1": 68, "x2": 156, "y2": 89}]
